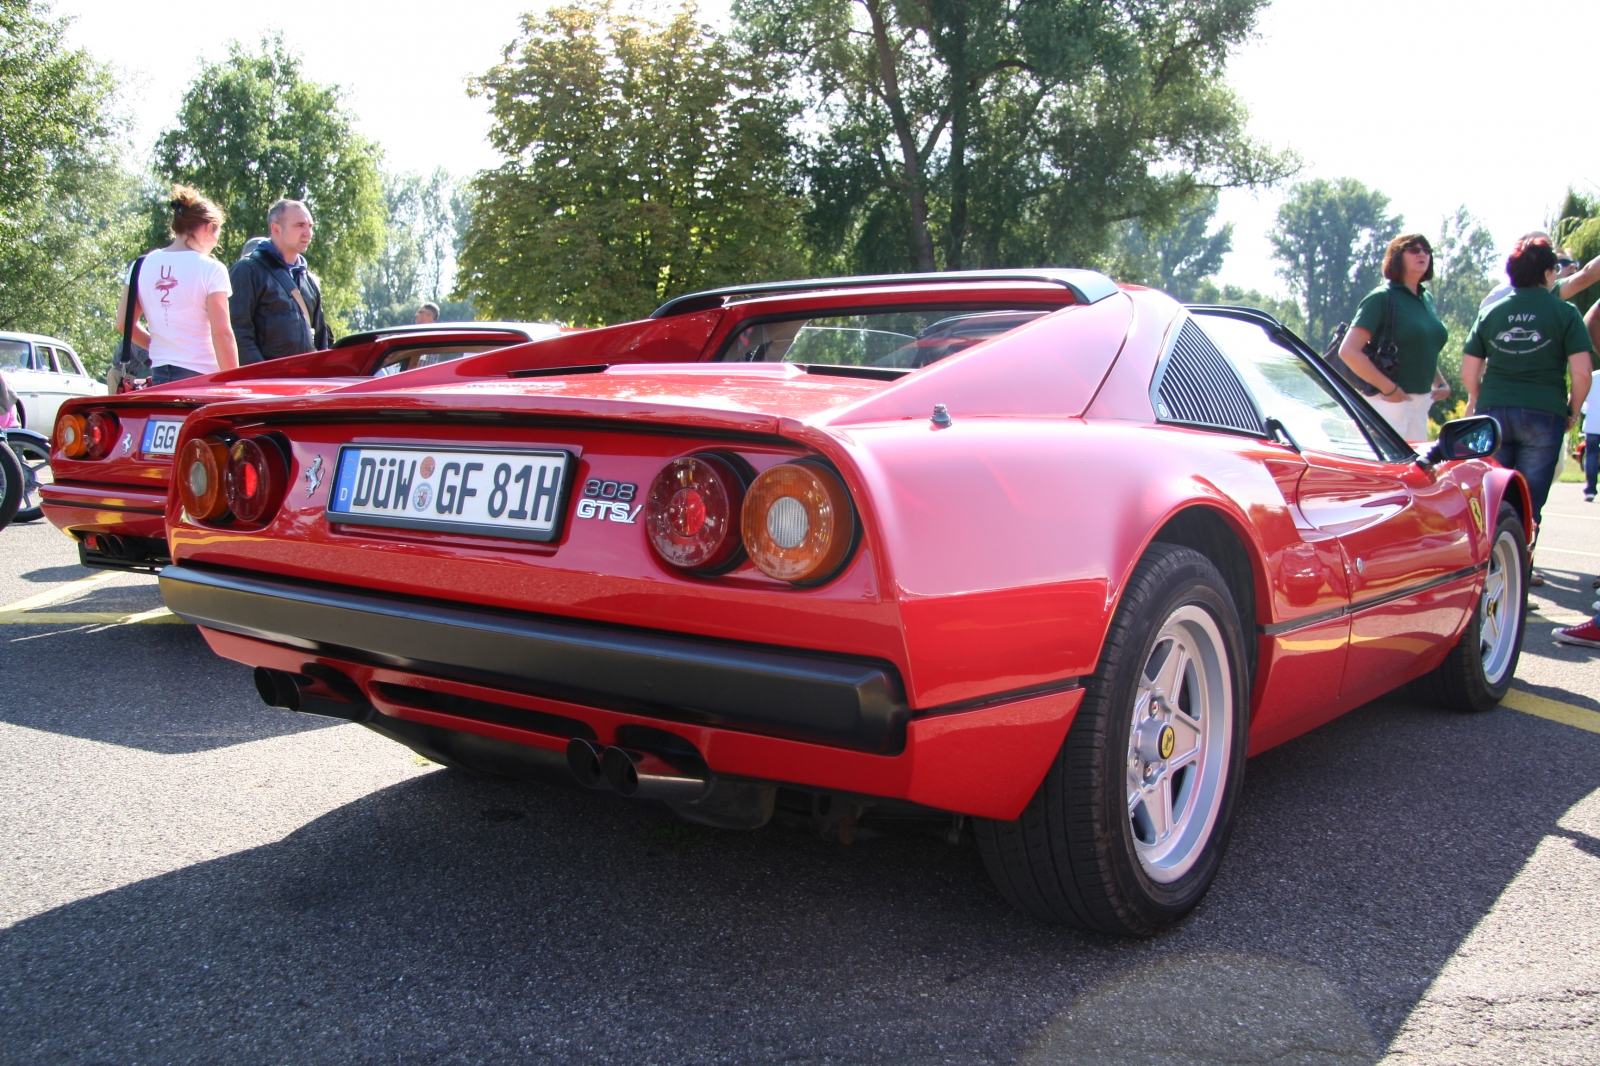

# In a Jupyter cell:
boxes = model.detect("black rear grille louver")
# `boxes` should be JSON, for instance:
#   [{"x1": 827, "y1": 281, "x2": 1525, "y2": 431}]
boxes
[{"x1": 1154, "y1": 319, "x2": 1262, "y2": 435}]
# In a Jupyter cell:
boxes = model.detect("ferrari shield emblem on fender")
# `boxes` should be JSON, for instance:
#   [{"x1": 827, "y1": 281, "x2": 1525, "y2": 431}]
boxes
[{"x1": 1469, "y1": 496, "x2": 1484, "y2": 532}]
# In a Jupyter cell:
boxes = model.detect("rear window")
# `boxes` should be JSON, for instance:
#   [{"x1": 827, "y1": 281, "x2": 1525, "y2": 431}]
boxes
[
  {"x1": 372, "y1": 344, "x2": 504, "y2": 377},
  {"x1": 719, "y1": 308, "x2": 1052, "y2": 369}
]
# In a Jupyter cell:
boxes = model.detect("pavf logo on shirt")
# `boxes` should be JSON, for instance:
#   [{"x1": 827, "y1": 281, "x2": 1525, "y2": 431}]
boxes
[{"x1": 1492, "y1": 326, "x2": 1549, "y2": 355}]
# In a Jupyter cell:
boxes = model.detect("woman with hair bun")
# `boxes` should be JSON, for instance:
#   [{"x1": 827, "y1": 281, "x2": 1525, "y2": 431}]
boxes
[
  {"x1": 1465, "y1": 236, "x2": 1594, "y2": 584},
  {"x1": 114, "y1": 185, "x2": 240, "y2": 385}
]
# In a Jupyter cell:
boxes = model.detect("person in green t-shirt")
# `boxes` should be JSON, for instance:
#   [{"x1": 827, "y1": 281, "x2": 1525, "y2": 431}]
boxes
[
  {"x1": 1338, "y1": 233, "x2": 1452, "y2": 441},
  {"x1": 1464, "y1": 236, "x2": 1594, "y2": 573}
]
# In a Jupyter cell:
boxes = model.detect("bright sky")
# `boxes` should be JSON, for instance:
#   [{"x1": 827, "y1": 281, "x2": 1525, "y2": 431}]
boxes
[{"x1": 57, "y1": 0, "x2": 1596, "y2": 300}]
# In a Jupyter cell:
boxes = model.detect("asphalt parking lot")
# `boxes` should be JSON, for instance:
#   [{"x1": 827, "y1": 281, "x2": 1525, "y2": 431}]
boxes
[{"x1": 3, "y1": 486, "x2": 1599, "y2": 1065}]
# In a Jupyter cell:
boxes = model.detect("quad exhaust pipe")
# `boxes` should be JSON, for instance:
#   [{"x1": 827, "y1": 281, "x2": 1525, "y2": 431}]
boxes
[{"x1": 566, "y1": 738, "x2": 711, "y2": 802}]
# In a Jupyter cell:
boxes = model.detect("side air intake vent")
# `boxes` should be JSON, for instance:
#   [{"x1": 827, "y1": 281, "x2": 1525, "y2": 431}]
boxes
[{"x1": 1153, "y1": 319, "x2": 1263, "y2": 434}]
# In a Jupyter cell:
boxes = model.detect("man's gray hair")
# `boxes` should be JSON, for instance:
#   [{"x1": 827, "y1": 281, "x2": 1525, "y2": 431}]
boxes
[{"x1": 267, "y1": 199, "x2": 309, "y2": 226}]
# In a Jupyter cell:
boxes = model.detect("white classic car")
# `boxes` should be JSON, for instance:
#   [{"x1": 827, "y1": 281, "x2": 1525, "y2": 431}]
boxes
[{"x1": 0, "y1": 331, "x2": 107, "y2": 430}]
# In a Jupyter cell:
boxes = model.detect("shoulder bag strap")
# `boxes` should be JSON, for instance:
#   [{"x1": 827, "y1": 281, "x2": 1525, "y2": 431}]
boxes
[
  {"x1": 119, "y1": 256, "x2": 146, "y2": 363},
  {"x1": 260, "y1": 256, "x2": 316, "y2": 338}
]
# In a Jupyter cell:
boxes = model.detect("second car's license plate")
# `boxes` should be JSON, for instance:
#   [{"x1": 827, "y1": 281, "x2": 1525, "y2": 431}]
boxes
[
  {"x1": 141, "y1": 418, "x2": 184, "y2": 456},
  {"x1": 326, "y1": 445, "x2": 573, "y2": 542}
]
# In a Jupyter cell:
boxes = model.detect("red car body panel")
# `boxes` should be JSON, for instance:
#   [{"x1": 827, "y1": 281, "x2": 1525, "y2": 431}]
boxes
[{"x1": 153, "y1": 278, "x2": 1517, "y2": 822}]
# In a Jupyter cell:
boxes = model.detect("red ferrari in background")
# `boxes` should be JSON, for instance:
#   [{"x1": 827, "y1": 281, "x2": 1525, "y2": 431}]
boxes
[
  {"x1": 41, "y1": 322, "x2": 563, "y2": 571},
  {"x1": 155, "y1": 270, "x2": 1529, "y2": 935}
]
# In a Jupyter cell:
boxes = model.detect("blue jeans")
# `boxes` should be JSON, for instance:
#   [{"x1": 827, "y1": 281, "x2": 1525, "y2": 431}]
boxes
[
  {"x1": 151, "y1": 364, "x2": 202, "y2": 385},
  {"x1": 1586, "y1": 433, "x2": 1599, "y2": 496},
  {"x1": 1479, "y1": 406, "x2": 1566, "y2": 526}
]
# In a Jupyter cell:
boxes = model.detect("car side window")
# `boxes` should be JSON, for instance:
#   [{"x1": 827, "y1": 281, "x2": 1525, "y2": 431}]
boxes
[
  {"x1": 0, "y1": 340, "x2": 30, "y2": 370},
  {"x1": 61, "y1": 348, "x2": 85, "y2": 375},
  {"x1": 1195, "y1": 315, "x2": 1379, "y2": 461},
  {"x1": 37, "y1": 346, "x2": 60, "y2": 372}
]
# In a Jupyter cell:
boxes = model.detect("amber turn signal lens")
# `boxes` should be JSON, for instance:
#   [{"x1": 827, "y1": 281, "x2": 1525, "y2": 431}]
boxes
[
  {"x1": 178, "y1": 437, "x2": 231, "y2": 521},
  {"x1": 645, "y1": 454, "x2": 746, "y2": 570},
  {"x1": 741, "y1": 462, "x2": 855, "y2": 583},
  {"x1": 84, "y1": 410, "x2": 119, "y2": 460},
  {"x1": 224, "y1": 436, "x2": 287, "y2": 525},
  {"x1": 56, "y1": 413, "x2": 88, "y2": 458}
]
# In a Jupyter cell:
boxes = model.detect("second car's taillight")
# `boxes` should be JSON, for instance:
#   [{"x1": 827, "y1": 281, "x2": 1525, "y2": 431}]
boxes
[
  {"x1": 224, "y1": 436, "x2": 288, "y2": 524},
  {"x1": 178, "y1": 437, "x2": 230, "y2": 520},
  {"x1": 741, "y1": 462, "x2": 856, "y2": 583},
  {"x1": 56, "y1": 413, "x2": 88, "y2": 458},
  {"x1": 84, "y1": 411, "x2": 119, "y2": 460},
  {"x1": 645, "y1": 454, "x2": 746, "y2": 571}
]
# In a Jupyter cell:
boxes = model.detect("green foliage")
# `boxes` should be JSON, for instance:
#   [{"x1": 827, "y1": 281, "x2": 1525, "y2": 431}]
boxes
[
  {"x1": 738, "y1": 0, "x2": 1296, "y2": 275},
  {"x1": 152, "y1": 36, "x2": 385, "y2": 326},
  {"x1": 1189, "y1": 281, "x2": 1307, "y2": 338},
  {"x1": 1428, "y1": 206, "x2": 1498, "y2": 419},
  {"x1": 355, "y1": 169, "x2": 475, "y2": 330},
  {"x1": 1551, "y1": 186, "x2": 1597, "y2": 250},
  {"x1": 1108, "y1": 191, "x2": 1232, "y2": 302},
  {"x1": 456, "y1": 3, "x2": 806, "y2": 326},
  {"x1": 1560, "y1": 217, "x2": 1600, "y2": 319},
  {"x1": 0, "y1": 0, "x2": 143, "y2": 374},
  {"x1": 1269, "y1": 178, "x2": 1402, "y2": 349}
]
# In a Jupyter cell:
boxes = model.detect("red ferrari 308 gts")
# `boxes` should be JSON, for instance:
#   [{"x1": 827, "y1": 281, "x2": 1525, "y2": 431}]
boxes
[
  {"x1": 41, "y1": 322, "x2": 563, "y2": 571},
  {"x1": 156, "y1": 271, "x2": 1529, "y2": 935}
]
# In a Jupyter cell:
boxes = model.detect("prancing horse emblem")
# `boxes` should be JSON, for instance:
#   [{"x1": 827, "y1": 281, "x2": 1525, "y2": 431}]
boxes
[{"x1": 305, "y1": 454, "x2": 324, "y2": 497}]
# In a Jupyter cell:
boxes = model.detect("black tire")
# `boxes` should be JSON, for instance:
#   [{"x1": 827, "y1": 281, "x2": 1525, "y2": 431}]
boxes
[
  {"x1": 0, "y1": 441, "x2": 22, "y2": 530},
  {"x1": 8, "y1": 436, "x2": 50, "y2": 523},
  {"x1": 975, "y1": 543, "x2": 1251, "y2": 936},
  {"x1": 1412, "y1": 502, "x2": 1527, "y2": 712}
]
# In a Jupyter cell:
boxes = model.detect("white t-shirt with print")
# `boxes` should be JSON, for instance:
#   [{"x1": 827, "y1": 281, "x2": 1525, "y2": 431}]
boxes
[{"x1": 132, "y1": 249, "x2": 232, "y2": 374}]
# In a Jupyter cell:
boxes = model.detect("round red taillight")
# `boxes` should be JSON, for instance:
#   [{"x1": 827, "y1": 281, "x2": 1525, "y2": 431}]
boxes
[
  {"x1": 645, "y1": 454, "x2": 746, "y2": 571},
  {"x1": 56, "y1": 413, "x2": 88, "y2": 458},
  {"x1": 741, "y1": 462, "x2": 856, "y2": 584},
  {"x1": 178, "y1": 437, "x2": 230, "y2": 520},
  {"x1": 224, "y1": 436, "x2": 287, "y2": 525},
  {"x1": 84, "y1": 411, "x2": 119, "y2": 460}
]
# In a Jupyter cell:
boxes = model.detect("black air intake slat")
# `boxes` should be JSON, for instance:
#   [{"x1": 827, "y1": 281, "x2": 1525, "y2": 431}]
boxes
[{"x1": 1155, "y1": 320, "x2": 1261, "y2": 434}]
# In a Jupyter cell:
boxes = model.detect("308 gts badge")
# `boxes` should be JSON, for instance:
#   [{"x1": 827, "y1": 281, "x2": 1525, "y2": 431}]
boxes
[{"x1": 577, "y1": 478, "x2": 640, "y2": 523}]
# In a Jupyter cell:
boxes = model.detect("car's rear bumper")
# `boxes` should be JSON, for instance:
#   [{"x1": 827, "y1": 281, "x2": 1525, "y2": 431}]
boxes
[
  {"x1": 41, "y1": 480, "x2": 169, "y2": 540},
  {"x1": 159, "y1": 563, "x2": 1082, "y2": 819}
]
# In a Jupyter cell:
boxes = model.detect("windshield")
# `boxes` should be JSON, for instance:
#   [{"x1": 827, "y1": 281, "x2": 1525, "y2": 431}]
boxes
[
  {"x1": 0, "y1": 340, "x2": 31, "y2": 370},
  {"x1": 720, "y1": 308, "x2": 1052, "y2": 369}
]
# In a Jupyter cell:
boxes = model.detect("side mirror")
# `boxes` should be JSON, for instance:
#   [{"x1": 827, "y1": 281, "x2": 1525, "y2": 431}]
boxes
[{"x1": 1422, "y1": 415, "x2": 1501, "y2": 468}]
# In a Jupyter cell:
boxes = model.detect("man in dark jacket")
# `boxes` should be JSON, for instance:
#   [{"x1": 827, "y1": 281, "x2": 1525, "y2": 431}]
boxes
[{"x1": 229, "y1": 199, "x2": 332, "y2": 362}]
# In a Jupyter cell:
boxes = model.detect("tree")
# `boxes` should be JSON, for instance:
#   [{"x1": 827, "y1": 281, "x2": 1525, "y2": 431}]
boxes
[
  {"x1": 355, "y1": 169, "x2": 474, "y2": 330},
  {"x1": 0, "y1": 0, "x2": 143, "y2": 373},
  {"x1": 1189, "y1": 280, "x2": 1306, "y2": 338},
  {"x1": 1109, "y1": 191, "x2": 1232, "y2": 302},
  {"x1": 738, "y1": 0, "x2": 1295, "y2": 275},
  {"x1": 1427, "y1": 206, "x2": 1497, "y2": 419},
  {"x1": 152, "y1": 37, "x2": 385, "y2": 323},
  {"x1": 1269, "y1": 178, "x2": 1401, "y2": 348},
  {"x1": 456, "y1": 3, "x2": 806, "y2": 326}
]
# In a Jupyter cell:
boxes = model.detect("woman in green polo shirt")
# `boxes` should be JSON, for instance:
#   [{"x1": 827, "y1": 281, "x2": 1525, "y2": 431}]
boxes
[
  {"x1": 1338, "y1": 233, "x2": 1452, "y2": 441},
  {"x1": 1464, "y1": 236, "x2": 1593, "y2": 537}
]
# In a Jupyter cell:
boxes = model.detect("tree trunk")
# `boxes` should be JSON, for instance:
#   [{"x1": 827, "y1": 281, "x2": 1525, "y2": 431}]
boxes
[{"x1": 863, "y1": 0, "x2": 937, "y2": 272}]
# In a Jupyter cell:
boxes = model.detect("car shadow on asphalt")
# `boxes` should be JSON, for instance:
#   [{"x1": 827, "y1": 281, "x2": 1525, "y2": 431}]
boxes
[
  {"x1": 16, "y1": 564, "x2": 94, "y2": 585},
  {"x1": 2, "y1": 693, "x2": 1597, "y2": 1065},
  {"x1": 1, "y1": 623, "x2": 337, "y2": 754}
]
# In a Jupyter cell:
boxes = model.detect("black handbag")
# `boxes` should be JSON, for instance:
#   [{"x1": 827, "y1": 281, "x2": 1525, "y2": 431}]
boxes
[
  {"x1": 112, "y1": 256, "x2": 151, "y2": 390},
  {"x1": 1324, "y1": 287, "x2": 1400, "y2": 397}
]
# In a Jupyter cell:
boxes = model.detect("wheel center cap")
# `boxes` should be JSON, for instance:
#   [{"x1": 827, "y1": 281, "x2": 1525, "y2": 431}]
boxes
[{"x1": 1137, "y1": 720, "x2": 1176, "y2": 763}]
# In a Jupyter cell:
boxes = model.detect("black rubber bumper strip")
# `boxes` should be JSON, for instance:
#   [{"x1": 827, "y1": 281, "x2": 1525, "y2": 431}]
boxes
[{"x1": 159, "y1": 564, "x2": 910, "y2": 754}]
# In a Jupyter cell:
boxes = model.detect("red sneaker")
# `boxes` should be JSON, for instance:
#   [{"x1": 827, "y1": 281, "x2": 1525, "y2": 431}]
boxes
[{"x1": 1555, "y1": 621, "x2": 1600, "y2": 649}]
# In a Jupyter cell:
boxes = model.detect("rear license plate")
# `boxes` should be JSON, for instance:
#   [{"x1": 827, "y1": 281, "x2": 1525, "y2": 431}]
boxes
[
  {"x1": 327, "y1": 445, "x2": 573, "y2": 543},
  {"x1": 141, "y1": 418, "x2": 184, "y2": 456}
]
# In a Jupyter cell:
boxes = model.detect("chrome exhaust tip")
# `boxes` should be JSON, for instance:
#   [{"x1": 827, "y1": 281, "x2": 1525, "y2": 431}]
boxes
[
  {"x1": 601, "y1": 745, "x2": 711, "y2": 802},
  {"x1": 566, "y1": 738, "x2": 606, "y2": 789}
]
